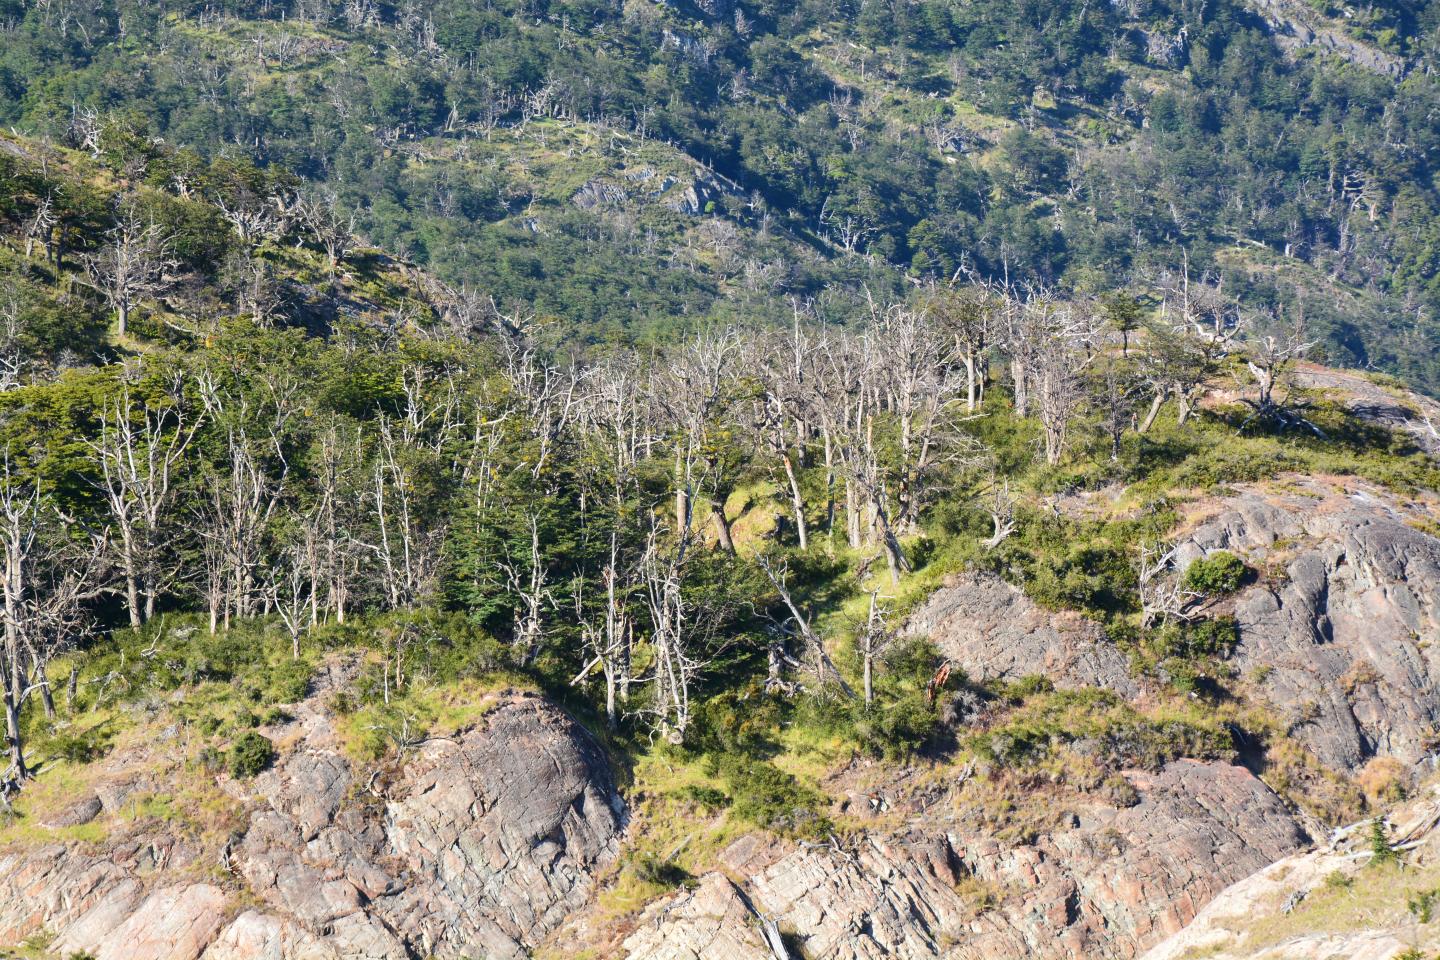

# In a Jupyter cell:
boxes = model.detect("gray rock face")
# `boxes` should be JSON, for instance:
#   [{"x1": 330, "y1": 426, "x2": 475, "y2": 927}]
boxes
[
  {"x1": 0, "y1": 690, "x2": 625, "y2": 960},
  {"x1": 949, "y1": 760, "x2": 1311, "y2": 959},
  {"x1": 1176, "y1": 481, "x2": 1440, "y2": 772},
  {"x1": 624, "y1": 760, "x2": 1308, "y2": 960},
  {"x1": 1246, "y1": 0, "x2": 1406, "y2": 76},
  {"x1": 381, "y1": 699, "x2": 628, "y2": 959},
  {"x1": 907, "y1": 571, "x2": 1139, "y2": 698},
  {"x1": 621, "y1": 874, "x2": 779, "y2": 960},
  {"x1": 1143, "y1": 789, "x2": 1440, "y2": 960}
]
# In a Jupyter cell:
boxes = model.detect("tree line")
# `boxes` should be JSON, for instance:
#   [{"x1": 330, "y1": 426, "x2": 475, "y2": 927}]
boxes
[{"x1": 0, "y1": 266, "x2": 1311, "y2": 790}]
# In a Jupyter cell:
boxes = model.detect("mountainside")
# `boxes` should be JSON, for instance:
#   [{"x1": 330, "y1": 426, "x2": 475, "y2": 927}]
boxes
[
  {"x1": 1, "y1": 0, "x2": 1439, "y2": 383},
  {"x1": 3, "y1": 4, "x2": 1440, "y2": 956}
]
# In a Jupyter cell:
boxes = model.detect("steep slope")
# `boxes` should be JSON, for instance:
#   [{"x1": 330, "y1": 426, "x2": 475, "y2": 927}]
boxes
[
  {"x1": 621, "y1": 760, "x2": 1309, "y2": 960},
  {"x1": 1, "y1": 0, "x2": 1438, "y2": 383},
  {"x1": 1143, "y1": 788, "x2": 1440, "y2": 960},
  {"x1": 0, "y1": 676, "x2": 626, "y2": 960}
]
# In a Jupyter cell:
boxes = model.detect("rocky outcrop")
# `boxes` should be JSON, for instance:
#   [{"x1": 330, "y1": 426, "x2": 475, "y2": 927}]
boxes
[
  {"x1": 1175, "y1": 478, "x2": 1440, "y2": 772},
  {"x1": 1143, "y1": 788, "x2": 1440, "y2": 960},
  {"x1": 621, "y1": 874, "x2": 783, "y2": 960},
  {"x1": 624, "y1": 760, "x2": 1309, "y2": 960},
  {"x1": 1246, "y1": 0, "x2": 1406, "y2": 77},
  {"x1": 948, "y1": 760, "x2": 1311, "y2": 959},
  {"x1": 1295, "y1": 365, "x2": 1440, "y2": 458},
  {"x1": 0, "y1": 687, "x2": 626, "y2": 960},
  {"x1": 907, "y1": 571, "x2": 1139, "y2": 697}
]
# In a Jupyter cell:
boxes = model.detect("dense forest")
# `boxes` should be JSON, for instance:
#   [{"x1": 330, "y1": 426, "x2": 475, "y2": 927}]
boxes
[{"x1": 0, "y1": 0, "x2": 1438, "y2": 383}]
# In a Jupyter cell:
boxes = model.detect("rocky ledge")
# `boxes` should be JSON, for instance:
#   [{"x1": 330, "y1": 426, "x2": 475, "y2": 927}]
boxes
[
  {"x1": 0, "y1": 686, "x2": 626, "y2": 960},
  {"x1": 621, "y1": 759, "x2": 1309, "y2": 960},
  {"x1": 1174, "y1": 477, "x2": 1440, "y2": 773}
]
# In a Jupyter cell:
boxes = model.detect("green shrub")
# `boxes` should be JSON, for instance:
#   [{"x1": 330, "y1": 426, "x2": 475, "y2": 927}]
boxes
[
  {"x1": 37, "y1": 727, "x2": 114, "y2": 764},
  {"x1": 716, "y1": 757, "x2": 831, "y2": 838},
  {"x1": 852, "y1": 694, "x2": 941, "y2": 761},
  {"x1": 1182, "y1": 551, "x2": 1248, "y2": 595},
  {"x1": 628, "y1": 852, "x2": 693, "y2": 888},
  {"x1": 690, "y1": 683, "x2": 784, "y2": 757},
  {"x1": 680, "y1": 785, "x2": 731, "y2": 811},
  {"x1": 1149, "y1": 617, "x2": 1240, "y2": 661},
  {"x1": 1408, "y1": 887, "x2": 1440, "y2": 923},
  {"x1": 969, "y1": 688, "x2": 1233, "y2": 771},
  {"x1": 264, "y1": 659, "x2": 314, "y2": 703},
  {"x1": 1002, "y1": 675, "x2": 1055, "y2": 701},
  {"x1": 228, "y1": 731, "x2": 276, "y2": 779},
  {"x1": 1369, "y1": 818, "x2": 1397, "y2": 866}
]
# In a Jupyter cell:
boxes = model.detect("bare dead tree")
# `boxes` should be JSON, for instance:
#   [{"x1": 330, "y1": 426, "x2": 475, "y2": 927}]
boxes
[
  {"x1": 227, "y1": 254, "x2": 285, "y2": 328},
  {"x1": 215, "y1": 193, "x2": 281, "y2": 247},
  {"x1": 366, "y1": 418, "x2": 447, "y2": 613},
  {"x1": 497, "y1": 510, "x2": 554, "y2": 666},
  {"x1": 1137, "y1": 541, "x2": 1203, "y2": 630},
  {"x1": 568, "y1": 358, "x2": 659, "y2": 723},
  {"x1": 757, "y1": 554, "x2": 853, "y2": 696},
  {"x1": 926, "y1": 282, "x2": 995, "y2": 412},
  {"x1": 0, "y1": 284, "x2": 27, "y2": 392},
  {"x1": 296, "y1": 190, "x2": 357, "y2": 280},
  {"x1": 1028, "y1": 298, "x2": 1099, "y2": 466},
  {"x1": 22, "y1": 194, "x2": 56, "y2": 263},
  {"x1": 807, "y1": 330, "x2": 867, "y2": 546},
  {"x1": 862, "y1": 300, "x2": 971, "y2": 532},
  {"x1": 312, "y1": 423, "x2": 366, "y2": 625},
  {"x1": 1137, "y1": 264, "x2": 1247, "y2": 431},
  {"x1": 194, "y1": 370, "x2": 297, "y2": 630},
  {"x1": 980, "y1": 478, "x2": 1017, "y2": 549},
  {"x1": 84, "y1": 200, "x2": 178, "y2": 338},
  {"x1": 0, "y1": 451, "x2": 107, "y2": 785},
  {"x1": 1000, "y1": 288, "x2": 1042, "y2": 418},
  {"x1": 755, "y1": 317, "x2": 815, "y2": 550},
  {"x1": 654, "y1": 330, "x2": 743, "y2": 555},
  {"x1": 500, "y1": 334, "x2": 581, "y2": 480},
  {"x1": 859, "y1": 589, "x2": 896, "y2": 706},
  {"x1": 267, "y1": 530, "x2": 315, "y2": 660},
  {"x1": 87, "y1": 370, "x2": 204, "y2": 627},
  {"x1": 637, "y1": 520, "x2": 705, "y2": 742},
  {"x1": 571, "y1": 531, "x2": 635, "y2": 729},
  {"x1": 1239, "y1": 310, "x2": 1323, "y2": 436}
]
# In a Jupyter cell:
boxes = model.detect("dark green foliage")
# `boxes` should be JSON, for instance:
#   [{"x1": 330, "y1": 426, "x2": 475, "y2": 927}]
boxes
[
  {"x1": 1181, "y1": 551, "x2": 1249, "y2": 595},
  {"x1": 628, "y1": 852, "x2": 694, "y2": 889},
  {"x1": 35, "y1": 725, "x2": 114, "y2": 765},
  {"x1": 261, "y1": 660, "x2": 314, "y2": 704},
  {"x1": 691, "y1": 684, "x2": 785, "y2": 758},
  {"x1": 679, "y1": 784, "x2": 731, "y2": 812},
  {"x1": 850, "y1": 694, "x2": 942, "y2": 761},
  {"x1": 1149, "y1": 617, "x2": 1241, "y2": 661},
  {"x1": 970, "y1": 688, "x2": 1234, "y2": 771},
  {"x1": 713, "y1": 755, "x2": 832, "y2": 839},
  {"x1": 1370, "y1": 818, "x2": 1398, "y2": 865},
  {"x1": 0, "y1": 0, "x2": 1436, "y2": 386},
  {"x1": 227, "y1": 731, "x2": 276, "y2": 779}
]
